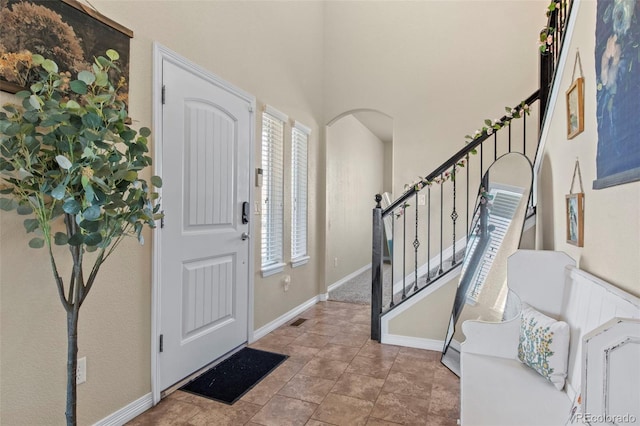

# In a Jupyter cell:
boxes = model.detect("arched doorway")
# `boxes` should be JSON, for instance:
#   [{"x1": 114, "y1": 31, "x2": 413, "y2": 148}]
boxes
[{"x1": 325, "y1": 109, "x2": 393, "y2": 300}]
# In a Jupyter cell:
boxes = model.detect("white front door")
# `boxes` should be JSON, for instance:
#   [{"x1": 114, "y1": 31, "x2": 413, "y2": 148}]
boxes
[{"x1": 159, "y1": 57, "x2": 253, "y2": 391}]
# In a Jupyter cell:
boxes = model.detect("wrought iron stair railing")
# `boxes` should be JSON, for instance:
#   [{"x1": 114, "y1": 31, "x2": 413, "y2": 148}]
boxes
[
  {"x1": 371, "y1": 93, "x2": 540, "y2": 340},
  {"x1": 370, "y1": 0, "x2": 574, "y2": 341}
]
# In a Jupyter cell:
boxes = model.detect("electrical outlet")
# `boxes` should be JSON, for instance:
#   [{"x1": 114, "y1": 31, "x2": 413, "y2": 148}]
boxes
[
  {"x1": 334, "y1": 257, "x2": 338, "y2": 267},
  {"x1": 418, "y1": 194, "x2": 426, "y2": 206},
  {"x1": 76, "y1": 357, "x2": 86, "y2": 384}
]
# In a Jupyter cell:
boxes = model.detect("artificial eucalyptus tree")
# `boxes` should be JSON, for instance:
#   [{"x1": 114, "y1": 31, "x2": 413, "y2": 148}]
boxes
[{"x1": 0, "y1": 50, "x2": 162, "y2": 425}]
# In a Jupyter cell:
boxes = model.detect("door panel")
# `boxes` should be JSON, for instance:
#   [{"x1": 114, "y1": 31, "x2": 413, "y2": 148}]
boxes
[
  {"x1": 181, "y1": 255, "x2": 233, "y2": 339},
  {"x1": 160, "y1": 59, "x2": 251, "y2": 390},
  {"x1": 184, "y1": 101, "x2": 235, "y2": 228}
]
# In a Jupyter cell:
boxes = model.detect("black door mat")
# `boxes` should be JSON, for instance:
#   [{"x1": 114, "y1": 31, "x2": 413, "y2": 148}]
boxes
[{"x1": 179, "y1": 347, "x2": 288, "y2": 405}]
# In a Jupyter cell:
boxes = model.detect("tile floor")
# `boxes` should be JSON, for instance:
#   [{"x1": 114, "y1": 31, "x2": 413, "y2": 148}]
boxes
[{"x1": 128, "y1": 301, "x2": 460, "y2": 425}]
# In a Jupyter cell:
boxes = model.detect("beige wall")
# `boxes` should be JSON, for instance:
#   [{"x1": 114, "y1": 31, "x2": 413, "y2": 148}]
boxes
[
  {"x1": 326, "y1": 115, "x2": 386, "y2": 286},
  {"x1": 536, "y1": 1, "x2": 640, "y2": 297},
  {"x1": 383, "y1": 139, "x2": 393, "y2": 193},
  {"x1": 1, "y1": 1, "x2": 324, "y2": 424},
  {"x1": 323, "y1": 0, "x2": 547, "y2": 282},
  {"x1": 324, "y1": 0, "x2": 547, "y2": 197},
  {"x1": 387, "y1": 276, "x2": 458, "y2": 340}
]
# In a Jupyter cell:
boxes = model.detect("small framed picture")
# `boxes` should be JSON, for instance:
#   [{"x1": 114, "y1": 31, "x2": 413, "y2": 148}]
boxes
[
  {"x1": 566, "y1": 193, "x2": 584, "y2": 247},
  {"x1": 566, "y1": 77, "x2": 585, "y2": 139}
]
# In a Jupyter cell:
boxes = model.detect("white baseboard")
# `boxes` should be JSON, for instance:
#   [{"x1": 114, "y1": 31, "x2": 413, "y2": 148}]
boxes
[
  {"x1": 93, "y1": 392, "x2": 153, "y2": 426},
  {"x1": 318, "y1": 293, "x2": 329, "y2": 301},
  {"x1": 381, "y1": 334, "x2": 444, "y2": 352},
  {"x1": 327, "y1": 263, "x2": 372, "y2": 293},
  {"x1": 252, "y1": 294, "x2": 321, "y2": 342}
]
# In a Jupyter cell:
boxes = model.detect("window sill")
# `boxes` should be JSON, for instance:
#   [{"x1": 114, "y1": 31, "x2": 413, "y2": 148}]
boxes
[
  {"x1": 291, "y1": 256, "x2": 310, "y2": 268},
  {"x1": 261, "y1": 262, "x2": 286, "y2": 278}
]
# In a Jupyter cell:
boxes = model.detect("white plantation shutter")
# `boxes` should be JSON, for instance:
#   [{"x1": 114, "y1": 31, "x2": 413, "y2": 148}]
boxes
[
  {"x1": 466, "y1": 189, "x2": 523, "y2": 303},
  {"x1": 261, "y1": 107, "x2": 286, "y2": 274},
  {"x1": 291, "y1": 122, "x2": 310, "y2": 264}
]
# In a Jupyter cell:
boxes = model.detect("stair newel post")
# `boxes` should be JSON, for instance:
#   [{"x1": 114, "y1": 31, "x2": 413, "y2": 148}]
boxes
[{"x1": 371, "y1": 194, "x2": 384, "y2": 341}]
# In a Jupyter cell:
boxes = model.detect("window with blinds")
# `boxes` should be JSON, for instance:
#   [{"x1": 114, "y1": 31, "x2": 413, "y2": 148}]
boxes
[
  {"x1": 261, "y1": 108, "x2": 286, "y2": 275},
  {"x1": 291, "y1": 122, "x2": 310, "y2": 266}
]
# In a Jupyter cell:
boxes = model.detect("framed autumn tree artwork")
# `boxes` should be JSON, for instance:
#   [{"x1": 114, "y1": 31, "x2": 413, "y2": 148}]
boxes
[{"x1": 0, "y1": 0, "x2": 132, "y2": 104}]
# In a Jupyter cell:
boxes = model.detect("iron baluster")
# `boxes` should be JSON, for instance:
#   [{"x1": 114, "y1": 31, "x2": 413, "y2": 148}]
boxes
[
  {"x1": 451, "y1": 166, "x2": 457, "y2": 266},
  {"x1": 390, "y1": 210, "x2": 395, "y2": 308},
  {"x1": 556, "y1": 10, "x2": 561, "y2": 61},
  {"x1": 466, "y1": 154, "x2": 470, "y2": 244},
  {"x1": 480, "y1": 143, "x2": 484, "y2": 182},
  {"x1": 508, "y1": 122, "x2": 512, "y2": 152},
  {"x1": 439, "y1": 173, "x2": 444, "y2": 275},
  {"x1": 494, "y1": 133, "x2": 497, "y2": 161},
  {"x1": 402, "y1": 203, "x2": 407, "y2": 299},
  {"x1": 523, "y1": 110, "x2": 527, "y2": 157},
  {"x1": 413, "y1": 194, "x2": 419, "y2": 292},
  {"x1": 426, "y1": 186, "x2": 431, "y2": 284}
]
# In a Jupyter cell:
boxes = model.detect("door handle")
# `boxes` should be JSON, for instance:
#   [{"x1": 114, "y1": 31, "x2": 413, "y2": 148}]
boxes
[
  {"x1": 242, "y1": 201, "x2": 250, "y2": 224},
  {"x1": 241, "y1": 232, "x2": 250, "y2": 241}
]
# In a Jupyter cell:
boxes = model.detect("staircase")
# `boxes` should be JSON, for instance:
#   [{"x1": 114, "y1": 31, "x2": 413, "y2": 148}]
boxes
[{"x1": 370, "y1": 0, "x2": 575, "y2": 341}]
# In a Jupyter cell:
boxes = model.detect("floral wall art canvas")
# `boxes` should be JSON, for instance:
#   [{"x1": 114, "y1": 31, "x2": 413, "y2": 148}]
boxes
[{"x1": 594, "y1": 0, "x2": 640, "y2": 189}]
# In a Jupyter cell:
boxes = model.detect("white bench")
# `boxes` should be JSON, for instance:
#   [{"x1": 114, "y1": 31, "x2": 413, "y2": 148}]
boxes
[{"x1": 460, "y1": 250, "x2": 640, "y2": 426}]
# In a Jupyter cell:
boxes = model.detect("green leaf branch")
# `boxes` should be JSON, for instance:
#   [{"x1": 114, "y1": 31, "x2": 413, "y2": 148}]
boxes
[
  {"x1": 390, "y1": 97, "x2": 531, "y2": 217},
  {"x1": 0, "y1": 50, "x2": 162, "y2": 425},
  {"x1": 539, "y1": 1, "x2": 567, "y2": 54}
]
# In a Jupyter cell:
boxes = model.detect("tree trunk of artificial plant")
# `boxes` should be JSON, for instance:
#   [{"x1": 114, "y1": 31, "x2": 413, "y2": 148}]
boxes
[
  {"x1": 65, "y1": 306, "x2": 79, "y2": 426},
  {"x1": 61, "y1": 213, "x2": 95, "y2": 426}
]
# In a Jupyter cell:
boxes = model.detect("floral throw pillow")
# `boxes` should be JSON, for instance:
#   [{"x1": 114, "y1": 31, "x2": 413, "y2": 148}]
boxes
[{"x1": 518, "y1": 303, "x2": 570, "y2": 390}]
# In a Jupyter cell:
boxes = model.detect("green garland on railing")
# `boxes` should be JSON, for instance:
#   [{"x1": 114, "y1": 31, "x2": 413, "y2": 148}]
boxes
[
  {"x1": 539, "y1": 1, "x2": 568, "y2": 53},
  {"x1": 392, "y1": 99, "x2": 531, "y2": 219},
  {"x1": 405, "y1": 101, "x2": 531, "y2": 188},
  {"x1": 539, "y1": 26, "x2": 556, "y2": 54},
  {"x1": 464, "y1": 101, "x2": 531, "y2": 142}
]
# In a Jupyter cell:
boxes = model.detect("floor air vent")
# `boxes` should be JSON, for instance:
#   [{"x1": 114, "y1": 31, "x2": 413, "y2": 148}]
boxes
[{"x1": 290, "y1": 318, "x2": 307, "y2": 327}]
